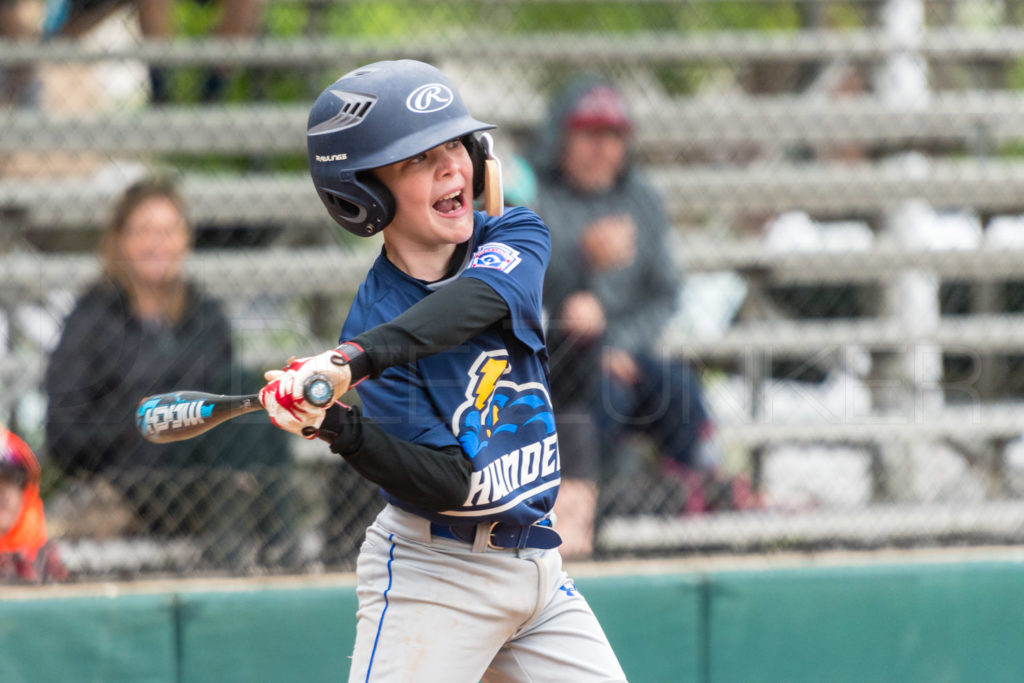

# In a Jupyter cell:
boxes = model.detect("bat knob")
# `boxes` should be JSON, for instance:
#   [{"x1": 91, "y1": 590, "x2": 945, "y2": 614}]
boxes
[{"x1": 304, "y1": 373, "x2": 335, "y2": 407}]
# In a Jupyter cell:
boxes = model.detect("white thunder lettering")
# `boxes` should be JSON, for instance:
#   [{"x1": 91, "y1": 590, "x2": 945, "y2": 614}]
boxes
[
  {"x1": 541, "y1": 435, "x2": 559, "y2": 476},
  {"x1": 463, "y1": 438, "x2": 559, "y2": 507},
  {"x1": 520, "y1": 442, "x2": 541, "y2": 484},
  {"x1": 501, "y1": 450, "x2": 520, "y2": 490},
  {"x1": 465, "y1": 466, "x2": 492, "y2": 507},
  {"x1": 490, "y1": 456, "x2": 511, "y2": 500}
]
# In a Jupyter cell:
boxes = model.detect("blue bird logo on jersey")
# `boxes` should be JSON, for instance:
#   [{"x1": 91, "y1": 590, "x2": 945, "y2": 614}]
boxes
[{"x1": 454, "y1": 350, "x2": 555, "y2": 459}]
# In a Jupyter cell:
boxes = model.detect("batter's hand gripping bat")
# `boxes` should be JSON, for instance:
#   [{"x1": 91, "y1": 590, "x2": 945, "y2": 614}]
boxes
[{"x1": 136, "y1": 373, "x2": 335, "y2": 444}]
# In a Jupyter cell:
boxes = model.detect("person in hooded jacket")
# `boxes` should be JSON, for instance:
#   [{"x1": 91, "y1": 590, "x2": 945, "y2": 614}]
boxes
[
  {"x1": 0, "y1": 426, "x2": 67, "y2": 583},
  {"x1": 532, "y1": 76, "x2": 749, "y2": 527}
]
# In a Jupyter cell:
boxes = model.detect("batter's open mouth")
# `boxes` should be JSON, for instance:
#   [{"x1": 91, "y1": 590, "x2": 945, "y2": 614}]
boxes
[{"x1": 433, "y1": 189, "x2": 465, "y2": 215}]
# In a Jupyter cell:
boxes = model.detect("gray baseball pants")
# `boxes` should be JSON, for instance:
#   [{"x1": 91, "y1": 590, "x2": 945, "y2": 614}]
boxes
[{"x1": 347, "y1": 504, "x2": 627, "y2": 682}]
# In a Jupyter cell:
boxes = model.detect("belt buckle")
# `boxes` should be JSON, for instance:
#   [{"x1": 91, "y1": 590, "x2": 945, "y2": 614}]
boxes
[{"x1": 486, "y1": 521, "x2": 502, "y2": 550}]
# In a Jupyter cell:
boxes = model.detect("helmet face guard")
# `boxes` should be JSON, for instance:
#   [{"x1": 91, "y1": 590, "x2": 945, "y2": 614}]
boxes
[{"x1": 307, "y1": 60, "x2": 495, "y2": 237}]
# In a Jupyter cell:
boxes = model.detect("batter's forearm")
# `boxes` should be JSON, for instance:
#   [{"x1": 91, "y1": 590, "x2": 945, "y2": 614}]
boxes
[{"x1": 319, "y1": 403, "x2": 471, "y2": 511}]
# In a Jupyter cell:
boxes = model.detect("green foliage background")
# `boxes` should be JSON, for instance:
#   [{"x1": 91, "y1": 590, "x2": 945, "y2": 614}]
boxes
[{"x1": 169, "y1": 0, "x2": 819, "y2": 105}]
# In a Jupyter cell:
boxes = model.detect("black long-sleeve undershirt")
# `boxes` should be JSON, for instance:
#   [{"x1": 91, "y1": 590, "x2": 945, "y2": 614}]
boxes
[
  {"x1": 343, "y1": 275, "x2": 510, "y2": 382},
  {"x1": 319, "y1": 404, "x2": 470, "y2": 511},
  {"x1": 321, "y1": 276, "x2": 510, "y2": 511}
]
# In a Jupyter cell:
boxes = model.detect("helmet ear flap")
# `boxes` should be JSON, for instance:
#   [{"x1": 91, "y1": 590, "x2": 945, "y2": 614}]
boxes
[
  {"x1": 462, "y1": 134, "x2": 487, "y2": 198},
  {"x1": 358, "y1": 171, "x2": 397, "y2": 228},
  {"x1": 318, "y1": 172, "x2": 396, "y2": 237}
]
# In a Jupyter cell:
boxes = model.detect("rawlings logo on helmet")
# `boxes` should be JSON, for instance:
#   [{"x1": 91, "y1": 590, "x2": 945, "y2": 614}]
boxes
[{"x1": 406, "y1": 84, "x2": 454, "y2": 113}]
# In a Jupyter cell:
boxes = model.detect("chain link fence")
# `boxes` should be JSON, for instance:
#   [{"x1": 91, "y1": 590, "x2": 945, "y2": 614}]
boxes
[{"x1": 5, "y1": 0, "x2": 1024, "y2": 580}]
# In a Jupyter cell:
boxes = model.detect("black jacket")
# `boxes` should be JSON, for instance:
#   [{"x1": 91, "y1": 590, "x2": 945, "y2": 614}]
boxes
[{"x1": 44, "y1": 279, "x2": 234, "y2": 475}]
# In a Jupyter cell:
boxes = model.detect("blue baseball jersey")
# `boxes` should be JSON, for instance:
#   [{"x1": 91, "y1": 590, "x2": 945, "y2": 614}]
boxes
[{"x1": 340, "y1": 207, "x2": 560, "y2": 526}]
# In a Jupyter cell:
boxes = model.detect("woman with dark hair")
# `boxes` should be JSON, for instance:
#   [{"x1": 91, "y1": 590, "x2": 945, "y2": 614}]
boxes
[
  {"x1": 45, "y1": 177, "x2": 232, "y2": 482},
  {"x1": 43, "y1": 178, "x2": 289, "y2": 567}
]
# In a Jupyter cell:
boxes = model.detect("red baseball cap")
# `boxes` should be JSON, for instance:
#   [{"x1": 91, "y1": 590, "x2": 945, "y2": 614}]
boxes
[{"x1": 566, "y1": 85, "x2": 632, "y2": 132}]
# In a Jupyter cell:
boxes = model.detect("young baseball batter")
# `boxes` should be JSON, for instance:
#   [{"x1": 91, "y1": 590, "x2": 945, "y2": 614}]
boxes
[{"x1": 258, "y1": 60, "x2": 626, "y2": 682}]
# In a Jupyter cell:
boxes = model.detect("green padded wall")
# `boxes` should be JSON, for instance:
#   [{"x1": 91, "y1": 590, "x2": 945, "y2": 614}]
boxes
[
  {"x1": 706, "y1": 561, "x2": 1024, "y2": 683},
  {"x1": 576, "y1": 572, "x2": 703, "y2": 682},
  {"x1": 4, "y1": 559, "x2": 1024, "y2": 683},
  {"x1": 175, "y1": 574, "x2": 704, "y2": 683},
  {"x1": 176, "y1": 586, "x2": 358, "y2": 683},
  {"x1": 0, "y1": 593, "x2": 177, "y2": 683}
]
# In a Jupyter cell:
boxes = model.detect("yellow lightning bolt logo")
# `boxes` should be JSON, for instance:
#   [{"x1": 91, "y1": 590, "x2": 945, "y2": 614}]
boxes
[{"x1": 473, "y1": 356, "x2": 508, "y2": 437}]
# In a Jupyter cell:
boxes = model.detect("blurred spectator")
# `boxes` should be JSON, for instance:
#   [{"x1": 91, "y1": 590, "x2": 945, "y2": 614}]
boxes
[
  {"x1": 0, "y1": 425, "x2": 67, "y2": 583},
  {"x1": 502, "y1": 151, "x2": 603, "y2": 557},
  {"x1": 140, "y1": 0, "x2": 264, "y2": 103},
  {"x1": 43, "y1": 177, "x2": 294, "y2": 570},
  {"x1": 0, "y1": 0, "x2": 39, "y2": 107},
  {"x1": 41, "y1": 0, "x2": 264, "y2": 102},
  {"x1": 532, "y1": 76, "x2": 749, "y2": 530}
]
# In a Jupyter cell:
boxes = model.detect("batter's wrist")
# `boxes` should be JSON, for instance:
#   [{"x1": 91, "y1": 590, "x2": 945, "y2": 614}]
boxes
[
  {"x1": 334, "y1": 341, "x2": 370, "y2": 386},
  {"x1": 317, "y1": 402, "x2": 360, "y2": 446}
]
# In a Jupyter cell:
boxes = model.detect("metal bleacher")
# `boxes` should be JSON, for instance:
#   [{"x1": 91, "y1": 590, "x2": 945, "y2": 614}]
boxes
[
  {"x1": 7, "y1": 3, "x2": 1024, "y2": 558},
  {"x1": 7, "y1": 25, "x2": 1024, "y2": 228}
]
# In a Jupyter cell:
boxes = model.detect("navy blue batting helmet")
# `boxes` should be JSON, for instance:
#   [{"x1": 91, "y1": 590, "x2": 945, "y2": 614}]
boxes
[{"x1": 307, "y1": 60, "x2": 495, "y2": 237}]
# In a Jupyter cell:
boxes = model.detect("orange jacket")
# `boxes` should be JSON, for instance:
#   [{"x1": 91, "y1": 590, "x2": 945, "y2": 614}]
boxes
[{"x1": 0, "y1": 427, "x2": 48, "y2": 562}]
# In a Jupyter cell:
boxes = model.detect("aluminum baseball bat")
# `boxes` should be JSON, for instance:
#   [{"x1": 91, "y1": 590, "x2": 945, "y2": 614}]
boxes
[{"x1": 136, "y1": 374, "x2": 335, "y2": 444}]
